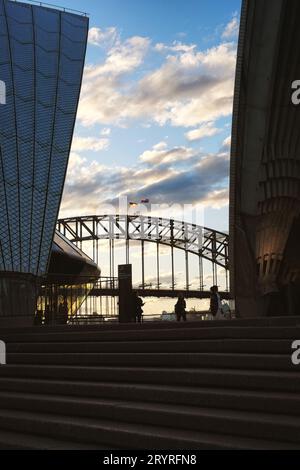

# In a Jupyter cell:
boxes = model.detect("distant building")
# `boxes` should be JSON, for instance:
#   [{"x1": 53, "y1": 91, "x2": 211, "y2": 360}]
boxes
[
  {"x1": 230, "y1": 0, "x2": 300, "y2": 316},
  {"x1": 0, "y1": 1, "x2": 97, "y2": 325}
]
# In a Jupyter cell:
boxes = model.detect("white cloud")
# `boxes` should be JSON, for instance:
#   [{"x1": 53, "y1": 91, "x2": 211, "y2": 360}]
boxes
[
  {"x1": 185, "y1": 121, "x2": 221, "y2": 141},
  {"x1": 78, "y1": 39, "x2": 237, "y2": 128},
  {"x1": 177, "y1": 32, "x2": 187, "y2": 38},
  {"x1": 222, "y1": 14, "x2": 239, "y2": 40},
  {"x1": 88, "y1": 26, "x2": 119, "y2": 49},
  {"x1": 61, "y1": 139, "x2": 230, "y2": 218},
  {"x1": 139, "y1": 143, "x2": 196, "y2": 165},
  {"x1": 71, "y1": 136, "x2": 110, "y2": 152},
  {"x1": 222, "y1": 135, "x2": 231, "y2": 149},
  {"x1": 101, "y1": 127, "x2": 111, "y2": 136},
  {"x1": 93, "y1": 36, "x2": 150, "y2": 76},
  {"x1": 153, "y1": 141, "x2": 167, "y2": 151},
  {"x1": 219, "y1": 135, "x2": 231, "y2": 155},
  {"x1": 154, "y1": 41, "x2": 196, "y2": 53},
  {"x1": 78, "y1": 35, "x2": 151, "y2": 126},
  {"x1": 201, "y1": 188, "x2": 229, "y2": 208},
  {"x1": 63, "y1": 32, "x2": 235, "y2": 218}
]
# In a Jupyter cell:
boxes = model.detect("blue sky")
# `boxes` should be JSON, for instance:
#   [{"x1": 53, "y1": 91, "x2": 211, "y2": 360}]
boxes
[{"x1": 57, "y1": 0, "x2": 241, "y2": 235}]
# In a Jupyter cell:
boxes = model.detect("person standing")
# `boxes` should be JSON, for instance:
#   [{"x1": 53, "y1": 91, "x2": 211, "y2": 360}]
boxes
[
  {"x1": 133, "y1": 292, "x2": 144, "y2": 323},
  {"x1": 58, "y1": 299, "x2": 69, "y2": 324},
  {"x1": 209, "y1": 285, "x2": 223, "y2": 320},
  {"x1": 62, "y1": 299, "x2": 69, "y2": 324},
  {"x1": 34, "y1": 309, "x2": 43, "y2": 326},
  {"x1": 175, "y1": 293, "x2": 187, "y2": 322},
  {"x1": 44, "y1": 304, "x2": 52, "y2": 325}
]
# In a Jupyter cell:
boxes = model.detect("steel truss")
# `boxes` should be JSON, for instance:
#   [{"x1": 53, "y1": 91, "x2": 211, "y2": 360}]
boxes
[{"x1": 57, "y1": 215, "x2": 229, "y2": 293}]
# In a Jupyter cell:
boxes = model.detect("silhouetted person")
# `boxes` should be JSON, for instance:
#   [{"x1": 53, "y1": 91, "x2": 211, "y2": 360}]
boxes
[
  {"x1": 58, "y1": 300, "x2": 69, "y2": 324},
  {"x1": 34, "y1": 309, "x2": 43, "y2": 326},
  {"x1": 133, "y1": 292, "x2": 144, "y2": 323},
  {"x1": 44, "y1": 304, "x2": 52, "y2": 325},
  {"x1": 175, "y1": 294, "x2": 186, "y2": 321},
  {"x1": 63, "y1": 299, "x2": 69, "y2": 324},
  {"x1": 58, "y1": 302, "x2": 64, "y2": 324},
  {"x1": 209, "y1": 285, "x2": 222, "y2": 320}
]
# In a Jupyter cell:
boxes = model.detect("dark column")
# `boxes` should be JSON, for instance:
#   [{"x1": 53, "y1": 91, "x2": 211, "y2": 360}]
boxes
[
  {"x1": 0, "y1": 273, "x2": 39, "y2": 326},
  {"x1": 118, "y1": 264, "x2": 133, "y2": 323}
]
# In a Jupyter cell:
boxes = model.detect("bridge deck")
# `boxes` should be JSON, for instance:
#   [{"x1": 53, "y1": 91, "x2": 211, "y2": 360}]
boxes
[{"x1": 90, "y1": 288, "x2": 230, "y2": 299}]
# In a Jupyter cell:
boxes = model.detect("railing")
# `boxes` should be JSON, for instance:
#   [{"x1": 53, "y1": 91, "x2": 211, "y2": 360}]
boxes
[
  {"x1": 11, "y1": 0, "x2": 89, "y2": 16},
  {"x1": 36, "y1": 275, "x2": 118, "y2": 326},
  {"x1": 92, "y1": 277, "x2": 119, "y2": 292},
  {"x1": 68, "y1": 313, "x2": 119, "y2": 325}
]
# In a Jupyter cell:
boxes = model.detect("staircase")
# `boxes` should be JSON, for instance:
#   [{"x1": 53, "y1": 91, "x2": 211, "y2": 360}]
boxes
[{"x1": 0, "y1": 317, "x2": 299, "y2": 449}]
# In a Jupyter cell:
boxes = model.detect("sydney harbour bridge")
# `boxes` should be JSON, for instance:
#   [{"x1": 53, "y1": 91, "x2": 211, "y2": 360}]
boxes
[{"x1": 57, "y1": 215, "x2": 230, "y2": 301}]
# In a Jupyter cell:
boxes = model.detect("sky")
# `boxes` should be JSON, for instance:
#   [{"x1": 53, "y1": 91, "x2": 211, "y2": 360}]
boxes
[
  {"x1": 54, "y1": 0, "x2": 242, "y2": 314},
  {"x1": 56, "y1": 0, "x2": 241, "y2": 233}
]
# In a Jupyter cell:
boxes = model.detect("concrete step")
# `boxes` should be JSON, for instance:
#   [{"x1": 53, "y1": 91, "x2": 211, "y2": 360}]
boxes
[
  {"x1": 1, "y1": 320, "x2": 300, "y2": 449},
  {"x1": 0, "y1": 408, "x2": 296, "y2": 449},
  {"x1": 1, "y1": 364, "x2": 300, "y2": 392},
  {"x1": 2, "y1": 325, "x2": 300, "y2": 343},
  {"x1": 1, "y1": 316, "x2": 299, "y2": 335},
  {"x1": 7, "y1": 338, "x2": 294, "y2": 354},
  {"x1": 0, "y1": 429, "x2": 101, "y2": 449},
  {"x1": 0, "y1": 377, "x2": 299, "y2": 415},
  {"x1": 0, "y1": 390, "x2": 300, "y2": 444},
  {"x1": 6, "y1": 351, "x2": 295, "y2": 371}
]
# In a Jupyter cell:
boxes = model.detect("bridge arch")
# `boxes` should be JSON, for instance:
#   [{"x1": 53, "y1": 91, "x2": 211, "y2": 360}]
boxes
[{"x1": 57, "y1": 214, "x2": 229, "y2": 293}]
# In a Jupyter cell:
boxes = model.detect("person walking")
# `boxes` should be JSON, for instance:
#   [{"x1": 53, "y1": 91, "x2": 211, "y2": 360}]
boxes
[
  {"x1": 175, "y1": 293, "x2": 187, "y2": 322},
  {"x1": 133, "y1": 292, "x2": 144, "y2": 323},
  {"x1": 209, "y1": 285, "x2": 223, "y2": 320},
  {"x1": 44, "y1": 304, "x2": 52, "y2": 325}
]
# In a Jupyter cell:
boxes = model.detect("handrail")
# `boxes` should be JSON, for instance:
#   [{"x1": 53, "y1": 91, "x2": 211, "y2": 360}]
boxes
[{"x1": 10, "y1": 0, "x2": 89, "y2": 16}]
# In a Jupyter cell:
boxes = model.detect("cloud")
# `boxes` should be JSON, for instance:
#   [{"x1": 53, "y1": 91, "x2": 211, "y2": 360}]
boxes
[
  {"x1": 134, "y1": 153, "x2": 229, "y2": 207},
  {"x1": 177, "y1": 32, "x2": 187, "y2": 39},
  {"x1": 101, "y1": 128, "x2": 111, "y2": 136},
  {"x1": 141, "y1": 272, "x2": 182, "y2": 288},
  {"x1": 154, "y1": 41, "x2": 197, "y2": 53},
  {"x1": 140, "y1": 143, "x2": 196, "y2": 165},
  {"x1": 102, "y1": 36, "x2": 150, "y2": 75},
  {"x1": 85, "y1": 36, "x2": 150, "y2": 78},
  {"x1": 219, "y1": 135, "x2": 231, "y2": 154},
  {"x1": 71, "y1": 136, "x2": 110, "y2": 152},
  {"x1": 202, "y1": 188, "x2": 229, "y2": 207},
  {"x1": 88, "y1": 26, "x2": 119, "y2": 49},
  {"x1": 62, "y1": 32, "x2": 234, "y2": 219},
  {"x1": 78, "y1": 35, "x2": 151, "y2": 126},
  {"x1": 222, "y1": 14, "x2": 239, "y2": 40},
  {"x1": 78, "y1": 38, "x2": 237, "y2": 128},
  {"x1": 153, "y1": 141, "x2": 167, "y2": 150},
  {"x1": 185, "y1": 121, "x2": 221, "y2": 141},
  {"x1": 61, "y1": 139, "x2": 230, "y2": 218}
]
